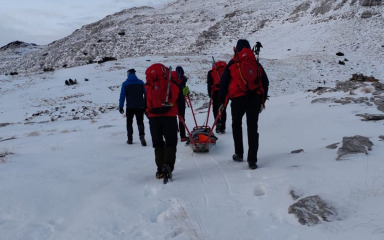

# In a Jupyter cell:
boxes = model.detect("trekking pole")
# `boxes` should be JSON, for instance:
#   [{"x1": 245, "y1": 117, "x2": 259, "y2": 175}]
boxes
[
  {"x1": 164, "y1": 66, "x2": 172, "y2": 105},
  {"x1": 252, "y1": 41, "x2": 262, "y2": 63},
  {"x1": 252, "y1": 41, "x2": 266, "y2": 109},
  {"x1": 212, "y1": 56, "x2": 222, "y2": 83}
]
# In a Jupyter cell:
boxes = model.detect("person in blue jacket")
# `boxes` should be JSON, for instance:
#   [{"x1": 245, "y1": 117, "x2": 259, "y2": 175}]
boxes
[{"x1": 119, "y1": 68, "x2": 147, "y2": 146}]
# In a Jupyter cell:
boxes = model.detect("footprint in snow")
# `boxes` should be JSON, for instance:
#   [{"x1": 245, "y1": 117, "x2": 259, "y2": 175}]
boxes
[
  {"x1": 143, "y1": 185, "x2": 159, "y2": 198},
  {"x1": 247, "y1": 209, "x2": 260, "y2": 217},
  {"x1": 253, "y1": 185, "x2": 266, "y2": 197}
]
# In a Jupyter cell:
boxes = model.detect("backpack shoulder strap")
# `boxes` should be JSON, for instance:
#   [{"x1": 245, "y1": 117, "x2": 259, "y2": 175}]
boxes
[{"x1": 233, "y1": 47, "x2": 248, "y2": 88}]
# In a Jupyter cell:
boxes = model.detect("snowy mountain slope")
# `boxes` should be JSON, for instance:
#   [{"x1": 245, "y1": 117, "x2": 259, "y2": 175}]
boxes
[{"x1": 0, "y1": 0, "x2": 383, "y2": 83}]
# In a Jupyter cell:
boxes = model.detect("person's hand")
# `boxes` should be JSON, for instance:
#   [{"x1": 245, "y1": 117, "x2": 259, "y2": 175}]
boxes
[
  {"x1": 219, "y1": 104, "x2": 224, "y2": 112},
  {"x1": 119, "y1": 108, "x2": 124, "y2": 114},
  {"x1": 182, "y1": 86, "x2": 189, "y2": 96}
]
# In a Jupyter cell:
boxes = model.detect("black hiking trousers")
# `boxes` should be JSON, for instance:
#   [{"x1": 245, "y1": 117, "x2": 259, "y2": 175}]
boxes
[
  {"x1": 178, "y1": 106, "x2": 186, "y2": 139},
  {"x1": 230, "y1": 94, "x2": 262, "y2": 164},
  {"x1": 212, "y1": 90, "x2": 227, "y2": 131},
  {"x1": 126, "y1": 108, "x2": 145, "y2": 140},
  {"x1": 149, "y1": 116, "x2": 178, "y2": 172}
]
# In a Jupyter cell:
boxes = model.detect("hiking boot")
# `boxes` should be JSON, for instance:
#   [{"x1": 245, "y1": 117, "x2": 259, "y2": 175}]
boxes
[
  {"x1": 155, "y1": 171, "x2": 164, "y2": 179},
  {"x1": 180, "y1": 137, "x2": 188, "y2": 142},
  {"x1": 127, "y1": 139, "x2": 133, "y2": 144},
  {"x1": 220, "y1": 129, "x2": 226, "y2": 134},
  {"x1": 216, "y1": 123, "x2": 222, "y2": 133},
  {"x1": 162, "y1": 165, "x2": 172, "y2": 178},
  {"x1": 162, "y1": 164, "x2": 172, "y2": 184},
  {"x1": 232, "y1": 154, "x2": 243, "y2": 162},
  {"x1": 249, "y1": 162, "x2": 258, "y2": 170},
  {"x1": 140, "y1": 136, "x2": 147, "y2": 146}
]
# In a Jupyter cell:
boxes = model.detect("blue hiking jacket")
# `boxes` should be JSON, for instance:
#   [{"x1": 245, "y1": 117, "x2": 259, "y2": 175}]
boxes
[{"x1": 119, "y1": 74, "x2": 146, "y2": 109}]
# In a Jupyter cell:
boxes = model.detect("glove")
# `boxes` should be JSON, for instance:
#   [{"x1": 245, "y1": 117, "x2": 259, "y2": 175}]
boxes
[
  {"x1": 119, "y1": 108, "x2": 124, "y2": 114},
  {"x1": 218, "y1": 104, "x2": 224, "y2": 112},
  {"x1": 259, "y1": 104, "x2": 264, "y2": 113},
  {"x1": 182, "y1": 86, "x2": 189, "y2": 96}
]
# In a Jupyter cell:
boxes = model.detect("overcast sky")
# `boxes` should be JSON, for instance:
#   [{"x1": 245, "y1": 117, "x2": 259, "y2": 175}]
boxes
[{"x1": 0, "y1": 0, "x2": 172, "y2": 47}]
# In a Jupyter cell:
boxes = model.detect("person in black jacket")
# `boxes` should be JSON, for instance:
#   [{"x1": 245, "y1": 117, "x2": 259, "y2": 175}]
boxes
[
  {"x1": 175, "y1": 66, "x2": 189, "y2": 142},
  {"x1": 119, "y1": 68, "x2": 147, "y2": 146},
  {"x1": 219, "y1": 39, "x2": 269, "y2": 169}
]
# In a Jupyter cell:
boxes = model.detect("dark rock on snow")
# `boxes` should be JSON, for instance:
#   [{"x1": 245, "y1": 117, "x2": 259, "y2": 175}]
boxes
[
  {"x1": 291, "y1": 149, "x2": 304, "y2": 154},
  {"x1": 337, "y1": 135, "x2": 373, "y2": 160},
  {"x1": 288, "y1": 195, "x2": 337, "y2": 226},
  {"x1": 355, "y1": 113, "x2": 384, "y2": 121},
  {"x1": 326, "y1": 143, "x2": 339, "y2": 149}
]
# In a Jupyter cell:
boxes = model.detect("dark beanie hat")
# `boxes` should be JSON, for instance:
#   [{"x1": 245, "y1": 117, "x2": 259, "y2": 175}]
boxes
[
  {"x1": 176, "y1": 66, "x2": 184, "y2": 76},
  {"x1": 236, "y1": 39, "x2": 251, "y2": 52},
  {"x1": 128, "y1": 68, "x2": 136, "y2": 74}
]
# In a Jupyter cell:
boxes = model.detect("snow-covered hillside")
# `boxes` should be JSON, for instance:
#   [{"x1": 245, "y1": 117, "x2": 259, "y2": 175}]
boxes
[
  {"x1": 0, "y1": 0, "x2": 383, "y2": 90},
  {"x1": 1, "y1": 0, "x2": 384, "y2": 239}
]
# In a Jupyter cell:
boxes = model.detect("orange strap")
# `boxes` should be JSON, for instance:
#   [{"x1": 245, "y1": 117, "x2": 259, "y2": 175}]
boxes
[{"x1": 233, "y1": 47, "x2": 248, "y2": 90}]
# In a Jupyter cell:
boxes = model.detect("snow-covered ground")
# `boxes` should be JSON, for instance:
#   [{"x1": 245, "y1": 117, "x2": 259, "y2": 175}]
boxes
[
  {"x1": 1, "y1": 0, "x2": 384, "y2": 239},
  {"x1": 1, "y1": 53, "x2": 384, "y2": 240}
]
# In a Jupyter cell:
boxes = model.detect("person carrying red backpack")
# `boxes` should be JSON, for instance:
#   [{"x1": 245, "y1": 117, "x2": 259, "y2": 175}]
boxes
[
  {"x1": 207, "y1": 60, "x2": 227, "y2": 133},
  {"x1": 219, "y1": 39, "x2": 269, "y2": 170},
  {"x1": 145, "y1": 64, "x2": 184, "y2": 183}
]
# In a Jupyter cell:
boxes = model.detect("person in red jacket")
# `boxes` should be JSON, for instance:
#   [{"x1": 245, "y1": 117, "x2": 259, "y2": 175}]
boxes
[
  {"x1": 207, "y1": 60, "x2": 227, "y2": 133},
  {"x1": 145, "y1": 64, "x2": 183, "y2": 183},
  {"x1": 219, "y1": 39, "x2": 269, "y2": 170}
]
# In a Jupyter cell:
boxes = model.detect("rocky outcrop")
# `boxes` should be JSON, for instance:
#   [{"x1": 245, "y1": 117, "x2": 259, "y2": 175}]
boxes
[
  {"x1": 337, "y1": 135, "x2": 373, "y2": 160},
  {"x1": 288, "y1": 195, "x2": 337, "y2": 226},
  {"x1": 360, "y1": 0, "x2": 382, "y2": 6},
  {"x1": 311, "y1": 73, "x2": 384, "y2": 113},
  {"x1": 356, "y1": 113, "x2": 384, "y2": 121}
]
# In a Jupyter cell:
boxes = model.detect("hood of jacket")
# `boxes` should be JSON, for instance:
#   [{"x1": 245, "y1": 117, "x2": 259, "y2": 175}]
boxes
[
  {"x1": 235, "y1": 39, "x2": 251, "y2": 52},
  {"x1": 125, "y1": 74, "x2": 143, "y2": 85}
]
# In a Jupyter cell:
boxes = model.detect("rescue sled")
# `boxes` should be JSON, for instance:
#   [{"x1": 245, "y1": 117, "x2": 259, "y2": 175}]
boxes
[
  {"x1": 179, "y1": 94, "x2": 225, "y2": 153},
  {"x1": 178, "y1": 57, "x2": 229, "y2": 152},
  {"x1": 186, "y1": 125, "x2": 218, "y2": 152}
]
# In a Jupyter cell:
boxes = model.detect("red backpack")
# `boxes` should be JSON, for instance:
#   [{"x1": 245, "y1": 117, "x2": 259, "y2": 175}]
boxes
[
  {"x1": 229, "y1": 47, "x2": 264, "y2": 96},
  {"x1": 145, "y1": 63, "x2": 174, "y2": 114},
  {"x1": 210, "y1": 61, "x2": 227, "y2": 93}
]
